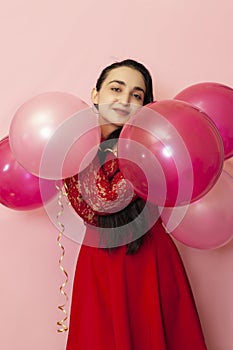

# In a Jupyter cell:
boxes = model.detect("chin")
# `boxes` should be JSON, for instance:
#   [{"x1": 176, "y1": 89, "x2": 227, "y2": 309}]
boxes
[{"x1": 113, "y1": 122, "x2": 126, "y2": 127}]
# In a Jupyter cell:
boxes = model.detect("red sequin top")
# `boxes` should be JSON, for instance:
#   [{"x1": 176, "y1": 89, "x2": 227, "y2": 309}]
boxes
[{"x1": 63, "y1": 151, "x2": 137, "y2": 225}]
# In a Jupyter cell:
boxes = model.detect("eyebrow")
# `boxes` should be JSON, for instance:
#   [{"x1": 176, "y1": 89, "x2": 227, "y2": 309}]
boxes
[{"x1": 107, "y1": 80, "x2": 145, "y2": 94}]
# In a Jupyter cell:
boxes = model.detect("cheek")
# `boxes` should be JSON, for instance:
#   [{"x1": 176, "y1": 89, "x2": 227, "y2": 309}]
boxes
[
  {"x1": 98, "y1": 91, "x2": 116, "y2": 105},
  {"x1": 98, "y1": 103, "x2": 110, "y2": 117},
  {"x1": 130, "y1": 103, "x2": 142, "y2": 112}
]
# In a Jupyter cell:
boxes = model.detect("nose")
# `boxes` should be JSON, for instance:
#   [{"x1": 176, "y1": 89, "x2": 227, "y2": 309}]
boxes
[{"x1": 119, "y1": 92, "x2": 131, "y2": 106}]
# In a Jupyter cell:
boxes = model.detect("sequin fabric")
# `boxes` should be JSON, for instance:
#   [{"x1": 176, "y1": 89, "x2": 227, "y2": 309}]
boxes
[{"x1": 63, "y1": 151, "x2": 137, "y2": 226}]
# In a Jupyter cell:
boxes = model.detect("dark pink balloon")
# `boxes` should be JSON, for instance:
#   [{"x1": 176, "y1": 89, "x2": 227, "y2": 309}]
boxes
[
  {"x1": 160, "y1": 172, "x2": 233, "y2": 249},
  {"x1": 175, "y1": 82, "x2": 233, "y2": 159},
  {"x1": 0, "y1": 137, "x2": 57, "y2": 210},
  {"x1": 9, "y1": 92, "x2": 100, "y2": 179},
  {"x1": 118, "y1": 100, "x2": 224, "y2": 206}
]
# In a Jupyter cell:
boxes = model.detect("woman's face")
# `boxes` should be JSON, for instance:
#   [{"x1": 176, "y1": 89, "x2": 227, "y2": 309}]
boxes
[{"x1": 91, "y1": 66, "x2": 146, "y2": 136}]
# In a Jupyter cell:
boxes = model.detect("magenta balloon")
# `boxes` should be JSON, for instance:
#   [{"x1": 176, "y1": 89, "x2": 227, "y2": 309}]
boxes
[
  {"x1": 118, "y1": 126, "x2": 168, "y2": 206},
  {"x1": 0, "y1": 137, "x2": 57, "y2": 210},
  {"x1": 175, "y1": 82, "x2": 233, "y2": 159},
  {"x1": 9, "y1": 92, "x2": 100, "y2": 179},
  {"x1": 161, "y1": 172, "x2": 233, "y2": 249},
  {"x1": 118, "y1": 100, "x2": 224, "y2": 206}
]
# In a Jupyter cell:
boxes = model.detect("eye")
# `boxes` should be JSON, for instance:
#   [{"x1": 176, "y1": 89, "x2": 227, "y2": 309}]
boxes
[
  {"x1": 111, "y1": 87, "x2": 121, "y2": 92},
  {"x1": 133, "y1": 93, "x2": 143, "y2": 100}
]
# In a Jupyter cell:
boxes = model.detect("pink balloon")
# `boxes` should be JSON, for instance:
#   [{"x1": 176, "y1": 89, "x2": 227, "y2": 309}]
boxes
[
  {"x1": 9, "y1": 92, "x2": 101, "y2": 179},
  {"x1": 118, "y1": 100, "x2": 224, "y2": 206},
  {"x1": 160, "y1": 172, "x2": 233, "y2": 249},
  {"x1": 0, "y1": 137, "x2": 57, "y2": 210},
  {"x1": 175, "y1": 82, "x2": 233, "y2": 159}
]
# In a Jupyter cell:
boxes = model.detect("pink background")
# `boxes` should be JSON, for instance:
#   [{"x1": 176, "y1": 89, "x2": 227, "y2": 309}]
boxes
[{"x1": 0, "y1": 1, "x2": 233, "y2": 349}]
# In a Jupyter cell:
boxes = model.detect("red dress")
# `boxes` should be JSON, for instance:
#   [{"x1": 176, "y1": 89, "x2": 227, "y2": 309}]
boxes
[{"x1": 64, "y1": 153, "x2": 207, "y2": 350}]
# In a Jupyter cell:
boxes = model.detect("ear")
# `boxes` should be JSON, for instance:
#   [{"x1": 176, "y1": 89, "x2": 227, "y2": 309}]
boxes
[{"x1": 91, "y1": 87, "x2": 99, "y2": 104}]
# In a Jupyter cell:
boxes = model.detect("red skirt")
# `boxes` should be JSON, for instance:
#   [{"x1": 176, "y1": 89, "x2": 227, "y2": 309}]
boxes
[{"x1": 66, "y1": 220, "x2": 207, "y2": 350}]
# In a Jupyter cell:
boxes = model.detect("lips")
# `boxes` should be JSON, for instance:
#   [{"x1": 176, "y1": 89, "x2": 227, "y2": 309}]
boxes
[{"x1": 113, "y1": 108, "x2": 130, "y2": 116}]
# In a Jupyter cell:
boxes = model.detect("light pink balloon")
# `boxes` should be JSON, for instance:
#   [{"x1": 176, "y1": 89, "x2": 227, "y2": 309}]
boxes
[
  {"x1": 175, "y1": 82, "x2": 233, "y2": 159},
  {"x1": 160, "y1": 172, "x2": 233, "y2": 249},
  {"x1": 9, "y1": 92, "x2": 101, "y2": 179}
]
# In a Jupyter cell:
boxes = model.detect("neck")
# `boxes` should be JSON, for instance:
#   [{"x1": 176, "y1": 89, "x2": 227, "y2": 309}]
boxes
[
  {"x1": 98, "y1": 116, "x2": 121, "y2": 139},
  {"x1": 100, "y1": 124, "x2": 120, "y2": 139}
]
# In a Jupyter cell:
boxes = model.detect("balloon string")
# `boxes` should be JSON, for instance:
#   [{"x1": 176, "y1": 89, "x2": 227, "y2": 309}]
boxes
[{"x1": 56, "y1": 184, "x2": 69, "y2": 333}]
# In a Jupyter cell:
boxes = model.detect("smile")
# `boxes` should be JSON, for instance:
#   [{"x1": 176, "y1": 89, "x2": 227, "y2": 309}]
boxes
[{"x1": 113, "y1": 108, "x2": 130, "y2": 116}]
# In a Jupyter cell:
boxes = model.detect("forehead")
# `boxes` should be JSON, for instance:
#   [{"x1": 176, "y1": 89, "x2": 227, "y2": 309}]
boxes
[{"x1": 104, "y1": 66, "x2": 146, "y2": 90}]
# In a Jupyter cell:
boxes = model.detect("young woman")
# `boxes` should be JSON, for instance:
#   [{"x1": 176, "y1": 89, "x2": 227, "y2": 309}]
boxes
[{"x1": 64, "y1": 59, "x2": 207, "y2": 349}]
